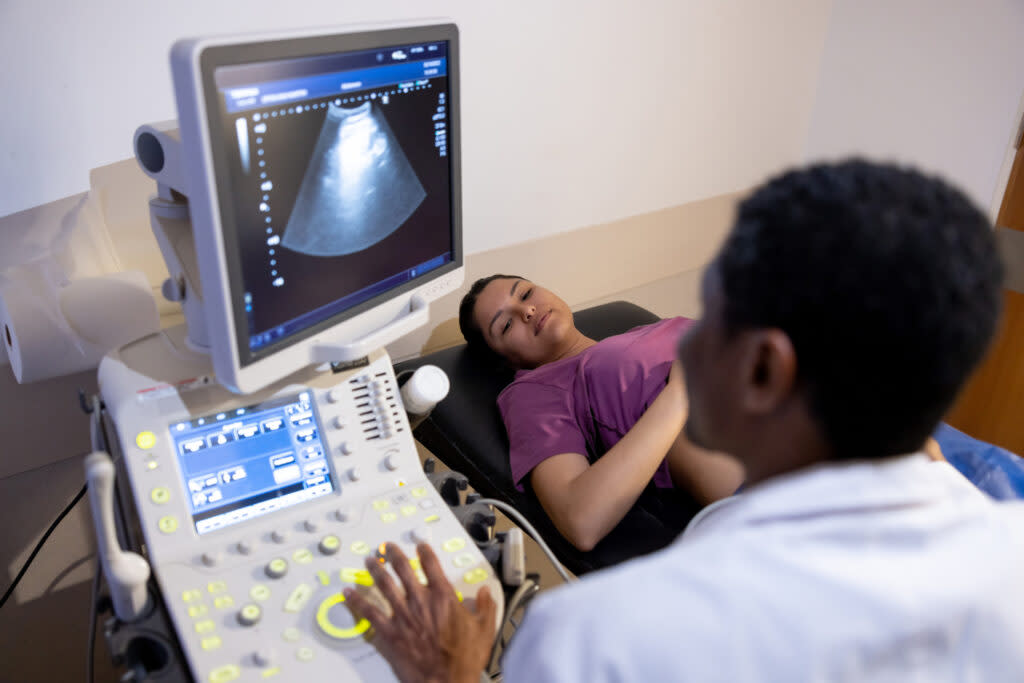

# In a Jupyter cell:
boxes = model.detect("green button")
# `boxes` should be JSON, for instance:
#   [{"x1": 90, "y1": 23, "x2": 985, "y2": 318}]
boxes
[
  {"x1": 442, "y1": 538, "x2": 466, "y2": 553},
  {"x1": 214, "y1": 595, "x2": 234, "y2": 609},
  {"x1": 401, "y1": 505, "x2": 417, "y2": 517},
  {"x1": 182, "y1": 589, "x2": 202, "y2": 603},
  {"x1": 194, "y1": 619, "x2": 216, "y2": 634},
  {"x1": 380, "y1": 512, "x2": 397, "y2": 523},
  {"x1": 207, "y1": 580, "x2": 227, "y2": 594},
  {"x1": 284, "y1": 583, "x2": 313, "y2": 613},
  {"x1": 411, "y1": 486, "x2": 428, "y2": 498},
  {"x1": 282, "y1": 627, "x2": 301, "y2": 642},
  {"x1": 350, "y1": 541, "x2": 370, "y2": 555},
  {"x1": 296, "y1": 647, "x2": 314, "y2": 662},
  {"x1": 188, "y1": 604, "x2": 208, "y2": 618},
  {"x1": 150, "y1": 487, "x2": 171, "y2": 504},
  {"x1": 158, "y1": 516, "x2": 179, "y2": 534},
  {"x1": 136, "y1": 431, "x2": 157, "y2": 450},
  {"x1": 208, "y1": 664, "x2": 240, "y2": 682},
  {"x1": 292, "y1": 548, "x2": 313, "y2": 564},
  {"x1": 200, "y1": 635, "x2": 222, "y2": 651},
  {"x1": 250, "y1": 584, "x2": 271, "y2": 601},
  {"x1": 463, "y1": 568, "x2": 489, "y2": 585},
  {"x1": 372, "y1": 499, "x2": 389, "y2": 511},
  {"x1": 453, "y1": 553, "x2": 475, "y2": 568}
]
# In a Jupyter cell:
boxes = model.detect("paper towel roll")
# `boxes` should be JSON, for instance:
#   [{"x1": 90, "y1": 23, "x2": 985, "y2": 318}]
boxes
[{"x1": 0, "y1": 270, "x2": 159, "y2": 383}]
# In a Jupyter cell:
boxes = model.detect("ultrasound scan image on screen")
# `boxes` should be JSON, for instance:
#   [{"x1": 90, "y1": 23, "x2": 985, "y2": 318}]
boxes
[{"x1": 210, "y1": 39, "x2": 455, "y2": 356}]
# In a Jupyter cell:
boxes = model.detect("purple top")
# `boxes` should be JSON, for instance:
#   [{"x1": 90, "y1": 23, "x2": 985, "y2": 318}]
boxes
[{"x1": 497, "y1": 317, "x2": 694, "y2": 490}]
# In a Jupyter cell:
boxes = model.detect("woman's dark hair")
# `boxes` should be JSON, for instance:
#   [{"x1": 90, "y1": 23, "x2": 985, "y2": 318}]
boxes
[
  {"x1": 717, "y1": 159, "x2": 1004, "y2": 461},
  {"x1": 458, "y1": 274, "x2": 526, "y2": 358}
]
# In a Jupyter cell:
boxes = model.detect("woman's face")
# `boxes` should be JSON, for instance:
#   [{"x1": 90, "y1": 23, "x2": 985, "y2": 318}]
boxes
[{"x1": 471, "y1": 278, "x2": 576, "y2": 368}]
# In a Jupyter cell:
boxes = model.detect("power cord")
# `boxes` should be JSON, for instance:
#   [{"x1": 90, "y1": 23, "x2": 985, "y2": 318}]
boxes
[{"x1": 0, "y1": 483, "x2": 88, "y2": 610}]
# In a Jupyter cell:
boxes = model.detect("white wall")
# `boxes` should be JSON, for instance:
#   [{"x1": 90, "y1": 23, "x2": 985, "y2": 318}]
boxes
[
  {"x1": 804, "y1": 0, "x2": 1024, "y2": 216},
  {"x1": 0, "y1": 0, "x2": 831, "y2": 254}
]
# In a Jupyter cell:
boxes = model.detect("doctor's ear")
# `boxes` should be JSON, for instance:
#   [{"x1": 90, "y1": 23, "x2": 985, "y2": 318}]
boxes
[{"x1": 738, "y1": 329, "x2": 797, "y2": 414}]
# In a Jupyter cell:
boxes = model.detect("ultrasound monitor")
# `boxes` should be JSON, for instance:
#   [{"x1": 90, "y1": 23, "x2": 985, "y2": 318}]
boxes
[{"x1": 170, "y1": 21, "x2": 462, "y2": 393}]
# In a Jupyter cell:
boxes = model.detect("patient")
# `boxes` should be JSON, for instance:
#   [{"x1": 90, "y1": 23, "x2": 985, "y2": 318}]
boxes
[{"x1": 457, "y1": 276, "x2": 745, "y2": 551}]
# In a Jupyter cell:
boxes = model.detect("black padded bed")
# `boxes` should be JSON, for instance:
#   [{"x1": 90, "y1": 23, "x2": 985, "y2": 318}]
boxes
[{"x1": 393, "y1": 301, "x2": 701, "y2": 576}]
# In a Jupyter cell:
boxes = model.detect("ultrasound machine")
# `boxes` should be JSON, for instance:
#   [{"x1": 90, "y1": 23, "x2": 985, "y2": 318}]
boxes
[{"x1": 83, "y1": 21, "x2": 512, "y2": 682}]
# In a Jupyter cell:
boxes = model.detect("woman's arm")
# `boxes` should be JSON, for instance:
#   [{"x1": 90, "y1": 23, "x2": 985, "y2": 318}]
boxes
[{"x1": 529, "y1": 361, "x2": 689, "y2": 552}]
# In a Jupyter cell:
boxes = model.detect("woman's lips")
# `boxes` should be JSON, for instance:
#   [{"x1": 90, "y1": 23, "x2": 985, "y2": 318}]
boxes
[{"x1": 535, "y1": 310, "x2": 551, "y2": 335}]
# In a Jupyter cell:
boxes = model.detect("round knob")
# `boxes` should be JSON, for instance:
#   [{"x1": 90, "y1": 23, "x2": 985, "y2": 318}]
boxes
[
  {"x1": 384, "y1": 454, "x2": 400, "y2": 471},
  {"x1": 409, "y1": 527, "x2": 431, "y2": 544},
  {"x1": 327, "y1": 388, "x2": 344, "y2": 403},
  {"x1": 319, "y1": 534, "x2": 341, "y2": 555},
  {"x1": 303, "y1": 519, "x2": 318, "y2": 533},
  {"x1": 253, "y1": 649, "x2": 275, "y2": 668},
  {"x1": 237, "y1": 603, "x2": 262, "y2": 626},
  {"x1": 333, "y1": 415, "x2": 347, "y2": 429},
  {"x1": 201, "y1": 551, "x2": 219, "y2": 567},
  {"x1": 348, "y1": 468, "x2": 360, "y2": 482},
  {"x1": 334, "y1": 508, "x2": 352, "y2": 522},
  {"x1": 271, "y1": 530, "x2": 288, "y2": 544},
  {"x1": 338, "y1": 441, "x2": 354, "y2": 456},
  {"x1": 400, "y1": 365, "x2": 450, "y2": 415},
  {"x1": 236, "y1": 540, "x2": 253, "y2": 555},
  {"x1": 265, "y1": 558, "x2": 288, "y2": 579}
]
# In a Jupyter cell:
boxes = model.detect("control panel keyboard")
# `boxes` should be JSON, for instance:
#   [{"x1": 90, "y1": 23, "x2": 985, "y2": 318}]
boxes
[{"x1": 99, "y1": 335, "x2": 501, "y2": 682}]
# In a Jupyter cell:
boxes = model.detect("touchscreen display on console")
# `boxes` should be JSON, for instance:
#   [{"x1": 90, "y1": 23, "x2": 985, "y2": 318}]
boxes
[{"x1": 170, "y1": 392, "x2": 334, "y2": 534}]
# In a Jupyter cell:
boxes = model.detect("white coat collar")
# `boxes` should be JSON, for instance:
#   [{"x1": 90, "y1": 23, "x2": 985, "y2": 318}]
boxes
[{"x1": 683, "y1": 453, "x2": 982, "y2": 540}]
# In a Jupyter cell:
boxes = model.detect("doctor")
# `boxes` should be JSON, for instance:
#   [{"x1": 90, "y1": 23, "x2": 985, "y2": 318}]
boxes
[{"x1": 345, "y1": 160, "x2": 1024, "y2": 681}]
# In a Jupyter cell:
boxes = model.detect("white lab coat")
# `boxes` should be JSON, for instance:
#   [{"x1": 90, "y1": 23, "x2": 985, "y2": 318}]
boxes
[{"x1": 503, "y1": 454, "x2": 1024, "y2": 682}]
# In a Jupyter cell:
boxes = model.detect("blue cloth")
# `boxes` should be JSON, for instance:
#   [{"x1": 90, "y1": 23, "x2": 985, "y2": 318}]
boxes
[{"x1": 934, "y1": 422, "x2": 1024, "y2": 500}]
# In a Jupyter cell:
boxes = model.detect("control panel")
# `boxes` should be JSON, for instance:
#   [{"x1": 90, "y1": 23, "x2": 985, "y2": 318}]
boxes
[{"x1": 98, "y1": 327, "x2": 501, "y2": 682}]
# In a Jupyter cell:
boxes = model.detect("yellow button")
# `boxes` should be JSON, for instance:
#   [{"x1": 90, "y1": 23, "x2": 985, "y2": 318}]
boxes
[
  {"x1": 414, "y1": 569, "x2": 428, "y2": 585},
  {"x1": 208, "y1": 664, "x2": 240, "y2": 682},
  {"x1": 372, "y1": 499, "x2": 390, "y2": 511},
  {"x1": 380, "y1": 512, "x2": 397, "y2": 523},
  {"x1": 296, "y1": 647, "x2": 315, "y2": 661},
  {"x1": 200, "y1": 635, "x2": 222, "y2": 651},
  {"x1": 207, "y1": 581, "x2": 228, "y2": 594},
  {"x1": 238, "y1": 603, "x2": 262, "y2": 626},
  {"x1": 194, "y1": 619, "x2": 216, "y2": 634},
  {"x1": 424, "y1": 515, "x2": 440, "y2": 524},
  {"x1": 340, "y1": 568, "x2": 374, "y2": 586},
  {"x1": 317, "y1": 570, "x2": 330, "y2": 586},
  {"x1": 158, "y1": 516, "x2": 179, "y2": 534},
  {"x1": 442, "y1": 538, "x2": 466, "y2": 553},
  {"x1": 408, "y1": 558, "x2": 422, "y2": 571},
  {"x1": 319, "y1": 535, "x2": 340, "y2": 555},
  {"x1": 292, "y1": 548, "x2": 314, "y2": 564},
  {"x1": 250, "y1": 584, "x2": 271, "y2": 601},
  {"x1": 350, "y1": 541, "x2": 370, "y2": 555},
  {"x1": 411, "y1": 486, "x2": 428, "y2": 498},
  {"x1": 182, "y1": 589, "x2": 202, "y2": 603},
  {"x1": 136, "y1": 431, "x2": 157, "y2": 450},
  {"x1": 315, "y1": 593, "x2": 371, "y2": 640},
  {"x1": 146, "y1": 460, "x2": 159, "y2": 471},
  {"x1": 284, "y1": 583, "x2": 313, "y2": 613},
  {"x1": 400, "y1": 504, "x2": 417, "y2": 517},
  {"x1": 261, "y1": 667, "x2": 281, "y2": 678},
  {"x1": 282, "y1": 627, "x2": 301, "y2": 642},
  {"x1": 453, "y1": 553, "x2": 475, "y2": 568},
  {"x1": 214, "y1": 595, "x2": 234, "y2": 609},
  {"x1": 150, "y1": 487, "x2": 170, "y2": 504},
  {"x1": 188, "y1": 604, "x2": 208, "y2": 618},
  {"x1": 463, "y1": 568, "x2": 489, "y2": 585}
]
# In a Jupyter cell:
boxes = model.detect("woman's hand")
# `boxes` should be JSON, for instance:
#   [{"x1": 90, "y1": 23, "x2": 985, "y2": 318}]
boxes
[{"x1": 343, "y1": 542, "x2": 498, "y2": 683}]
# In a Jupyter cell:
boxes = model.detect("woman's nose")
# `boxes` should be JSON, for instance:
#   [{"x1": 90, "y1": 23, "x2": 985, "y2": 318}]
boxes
[{"x1": 520, "y1": 304, "x2": 535, "y2": 321}]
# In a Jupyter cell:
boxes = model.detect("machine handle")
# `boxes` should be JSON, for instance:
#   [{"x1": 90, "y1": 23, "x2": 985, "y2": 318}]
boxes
[
  {"x1": 84, "y1": 452, "x2": 151, "y2": 621},
  {"x1": 314, "y1": 294, "x2": 429, "y2": 362}
]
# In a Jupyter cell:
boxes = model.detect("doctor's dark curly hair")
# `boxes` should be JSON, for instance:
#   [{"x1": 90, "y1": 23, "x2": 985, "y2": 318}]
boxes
[{"x1": 716, "y1": 159, "x2": 1004, "y2": 461}]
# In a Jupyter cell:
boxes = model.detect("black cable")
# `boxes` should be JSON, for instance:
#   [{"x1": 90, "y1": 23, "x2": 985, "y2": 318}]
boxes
[
  {"x1": 86, "y1": 554, "x2": 100, "y2": 683},
  {"x1": 0, "y1": 483, "x2": 87, "y2": 610}
]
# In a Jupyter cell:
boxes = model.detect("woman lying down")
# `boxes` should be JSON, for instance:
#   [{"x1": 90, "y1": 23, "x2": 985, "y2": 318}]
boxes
[{"x1": 457, "y1": 274, "x2": 746, "y2": 552}]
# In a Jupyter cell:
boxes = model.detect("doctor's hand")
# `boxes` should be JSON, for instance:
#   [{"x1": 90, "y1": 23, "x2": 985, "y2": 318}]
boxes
[{"x1": 344, "y1": 542, "x2": 498, "y2": 683}]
